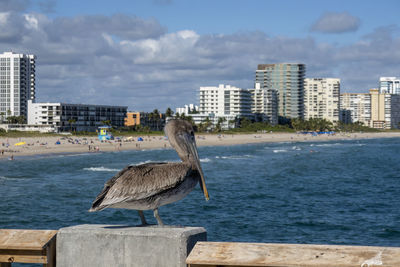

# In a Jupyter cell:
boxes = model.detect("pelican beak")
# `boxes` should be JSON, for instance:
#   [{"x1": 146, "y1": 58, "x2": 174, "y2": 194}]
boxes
[{"x1": 184, "y1": 133, "x2": 210, "y2": 201}]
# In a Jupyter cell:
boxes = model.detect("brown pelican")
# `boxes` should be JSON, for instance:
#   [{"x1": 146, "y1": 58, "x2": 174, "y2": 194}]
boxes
[{"x1": 89, "y1": 119, "x2": 209, "y2": 225}]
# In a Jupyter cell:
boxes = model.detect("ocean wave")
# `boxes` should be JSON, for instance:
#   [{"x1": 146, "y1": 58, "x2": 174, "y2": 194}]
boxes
[
  {"x1": 273, "y1": 149, "x2": 288, "y2": 153},
  {"x1": 215, "y1": 155, "x2": 253, "y2": 160},
  {"x1": 200, "y1": 158, "x2": 211, "y2": 162},
  {"x1": 292, "y1": 146, "x2": 301, "y2": 150},
  {"x1": 83, "y1": 167, "x2": 120, "y2": 172},
  {"x1": 316, "y1": 143, "x2": 342, "y2": 147}
]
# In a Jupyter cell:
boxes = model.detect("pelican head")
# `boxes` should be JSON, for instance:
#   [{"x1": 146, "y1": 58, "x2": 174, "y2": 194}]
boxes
[{"x1": 165, "y1": 119, "x2": 209, "y2": 201}]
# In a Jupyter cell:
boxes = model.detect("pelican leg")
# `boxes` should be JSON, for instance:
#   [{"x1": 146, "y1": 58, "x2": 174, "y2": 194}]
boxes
[
  {"x1": 138, "y1": 210, "x2": 148, "y2": 225},
  {"x1": 153, "y1": 208, "x2": 164, "y2": 226}
]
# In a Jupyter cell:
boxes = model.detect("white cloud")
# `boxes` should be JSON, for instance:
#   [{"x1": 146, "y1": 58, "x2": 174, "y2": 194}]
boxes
[
  {"x1": 311, "y1": 12, "x2": 360, "y2": 33},
  {"x1": 0, "y1": 11, "x2": 398, "y2": 111}
]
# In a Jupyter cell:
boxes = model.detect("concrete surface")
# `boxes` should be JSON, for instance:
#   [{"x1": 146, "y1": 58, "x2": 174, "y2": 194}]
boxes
[{"x1": 56, "y1": 224, "x2": 207, "y2": 267}]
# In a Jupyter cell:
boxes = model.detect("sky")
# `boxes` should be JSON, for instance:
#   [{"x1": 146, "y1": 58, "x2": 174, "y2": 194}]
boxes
[{"x1": 1, "y1": 0, "x2": 399, "y2": 111}]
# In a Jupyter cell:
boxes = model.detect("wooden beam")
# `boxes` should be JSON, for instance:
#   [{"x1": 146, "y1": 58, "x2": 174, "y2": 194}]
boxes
[
  {"x1": 0, "y1": 229, "x2": 57, "y2": 265},
  {"x1": 186, "y1": 242, "x2": 400, "y2": 267}
]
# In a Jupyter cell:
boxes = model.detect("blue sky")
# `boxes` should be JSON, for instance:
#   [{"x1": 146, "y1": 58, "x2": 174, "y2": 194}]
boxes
[{"x1": 2, "y1": 0, "x2": 399, "y2": 111}]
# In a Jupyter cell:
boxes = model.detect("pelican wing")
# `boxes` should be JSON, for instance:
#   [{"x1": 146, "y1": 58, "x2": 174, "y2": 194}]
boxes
[{"x1": 90, "y1": 162, "x2": 192, "y2": 210}]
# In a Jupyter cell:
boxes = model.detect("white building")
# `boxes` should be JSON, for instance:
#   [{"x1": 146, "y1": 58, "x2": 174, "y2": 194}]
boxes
[
  {"x1": 380, "y1": 77, "x2": 400, "y2": 94},
  {"x1": 0, "y1": 52, "x2": 36, "y2": 120},
  {"x1": 199, "y1": 84, "x2": 252, "y2": 118},
  {"x1": 175, "y1": 104, "x2": 198, "y2": 116},
  {"x1": 28, "y1": 100, "x2": 127, "y2": 132},
  {"x1": 249, "y1": 83, "x2": 278, "y2": 125},
  {"x1": 340, "y1": 93, "x2": 371, "y2": 125},
  {"x1": 304, "y1": 78, "x2": 340, "y2": 122}
]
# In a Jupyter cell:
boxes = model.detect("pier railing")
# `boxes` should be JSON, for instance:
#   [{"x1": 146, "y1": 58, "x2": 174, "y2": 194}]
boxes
[{"x1": 186, "y1": 241, "x2": 400, "y2": 267}]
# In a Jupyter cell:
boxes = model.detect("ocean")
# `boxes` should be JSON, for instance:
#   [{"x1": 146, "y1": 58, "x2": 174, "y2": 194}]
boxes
[{"x1": 1, "y1": 137, "x2": 400, "y2": 249}]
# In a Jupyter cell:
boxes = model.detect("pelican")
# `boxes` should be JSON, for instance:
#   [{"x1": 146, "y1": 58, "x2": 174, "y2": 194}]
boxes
[{"x1": 89, "y1": 119, "x2": 209, "y2": 225}]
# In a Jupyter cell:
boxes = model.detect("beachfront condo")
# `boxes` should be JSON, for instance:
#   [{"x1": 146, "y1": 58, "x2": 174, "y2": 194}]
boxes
[
  {"x1": 304, "y1": 78, "x2": 340, "y2": 123},
  {"x1": 255, "y1": 63, "x2": 306, "y2": 120},
  {"x1": 248, "y1": 83, "x2": 279, "y2": 125},
  {"x1": 0, "y1": 52, "x2": 36, "y2": 121},
  {"x1": 379, "y1": 77, "x2": 400, "y2": 95},
  {"x1": 27, "y1": 100, "x2": 127, "y2": 132},
  {"x1": 340, "y1": 90, "x2": 400, "y2": 129}
]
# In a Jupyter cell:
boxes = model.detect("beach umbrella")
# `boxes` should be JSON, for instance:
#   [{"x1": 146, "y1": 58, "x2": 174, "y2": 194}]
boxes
[{"x1": 14, "y1": 142, "x2": 26, "y2": 146}]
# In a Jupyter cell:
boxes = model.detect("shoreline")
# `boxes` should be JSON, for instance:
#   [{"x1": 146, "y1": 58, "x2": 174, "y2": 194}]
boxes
[{"x1": 1, "y1": 131, "x2": 400, "y2": 160}]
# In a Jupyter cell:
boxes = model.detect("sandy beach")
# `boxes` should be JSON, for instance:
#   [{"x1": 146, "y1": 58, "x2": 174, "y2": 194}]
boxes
[{"x1": 1, "y1": 131, "x2": 400, "y2": 159}]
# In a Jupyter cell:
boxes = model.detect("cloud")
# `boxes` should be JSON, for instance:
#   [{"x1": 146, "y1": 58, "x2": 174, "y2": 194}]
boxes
[
  {"x1": 311, "y1": 12, "x2": 360, "y2": 33},
  {"x1": 0, "y1": 0, "x2": 29, "y2": 12},
  {"x1": 0, "y1": 10, "x2": 398, "y2": 112}
]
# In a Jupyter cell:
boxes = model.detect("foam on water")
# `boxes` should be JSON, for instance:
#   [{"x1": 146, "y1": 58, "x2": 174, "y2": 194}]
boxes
[
  {"x1": 215, "y1": 155, "x2": 253, "y2": 160},
  {"x1": 200, "y1": 158, "x2": 211, "y2": 162},
  {"x1": 273, "y1": 149, "x2": 288, "y2": 153},
  {"x1": 314, "y1": 143, "x2": 342, "y2": 147},
  {"x1": 83, "y1": 167, "x2": 120, "y2": 172}
]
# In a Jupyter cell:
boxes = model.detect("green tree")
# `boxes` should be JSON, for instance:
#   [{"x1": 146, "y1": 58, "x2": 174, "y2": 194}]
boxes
[
  {"x1": 215, "y1": 117, "x2": 226, "y2": 132},
  {"x1": 165, "y1": 107, "x2": 173, "y2": 118},
  {"x1": 68, "y1": 118, "x2": 76, "y2": 133}
]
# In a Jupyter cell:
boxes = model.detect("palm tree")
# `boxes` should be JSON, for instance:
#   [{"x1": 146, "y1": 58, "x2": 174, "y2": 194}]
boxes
[
  {"x1": 165, "y1": 107, "x2": 173, "y2": 118},
  {"x1": 68, "y1": 118, "x2": 76, "y2": 133}
]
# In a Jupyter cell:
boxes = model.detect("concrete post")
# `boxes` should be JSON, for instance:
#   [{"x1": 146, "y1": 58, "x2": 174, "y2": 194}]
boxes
[{"x1": 56, "y1": 224, "x2": 207, "y2": 267}]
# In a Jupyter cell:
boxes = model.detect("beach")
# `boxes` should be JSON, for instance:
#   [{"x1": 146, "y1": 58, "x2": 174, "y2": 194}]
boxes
[{"x1": 1, "y1": 131, "x2": 400, "y2": 159}]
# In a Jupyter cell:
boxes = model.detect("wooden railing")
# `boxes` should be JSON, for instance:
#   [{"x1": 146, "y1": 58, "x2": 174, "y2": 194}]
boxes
[
  {"x1": 0, "y1": 229, "x2": 57, "y2": 267},
  {"x1": 187, "y1": 241, "x2": 400, "y2": 267}
]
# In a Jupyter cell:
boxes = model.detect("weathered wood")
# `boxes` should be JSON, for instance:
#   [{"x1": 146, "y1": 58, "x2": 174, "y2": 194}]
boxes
[
  {"x1": 0, "y1": 229, "x2": 57, "y2": 266},
  {"x1": 0, "y1": 263, "x2": 11, "y2": 267},
  {"x1": 186, "y1": 242, "x2": 400, "y2": 267}
]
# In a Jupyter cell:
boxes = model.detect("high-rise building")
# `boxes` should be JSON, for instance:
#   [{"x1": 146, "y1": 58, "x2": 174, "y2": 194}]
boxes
[
  {"x1": 340, "y1": 93, "x2": 371, "y2": 125},
  {"x1": 379, "y1": 77, "x2": 400, "y2": 94},
  {"x1": 370, "y1": 89, "x2": 400, "y2": 129},
  {"x1": 304, "y1": 78, "x2": 340, "y2": 122},
  {"x1": 255, "y1": 63, "x2": 305, "y2": 119},
  {"x1": 199, "y1": 84, "x2": 252, "y2": 118},
  {"x1": 0, "y1": 52, "x2": 36, "y2": 120},
  {"x1": 249, "y1": 83, "x2": 278, "y2": 125}
]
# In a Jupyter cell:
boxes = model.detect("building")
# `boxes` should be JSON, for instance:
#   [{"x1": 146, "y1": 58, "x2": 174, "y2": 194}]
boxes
[
  {"x1": 175, "y1": 104, "x2": 199, "y2": 116},
  {"x1": 370, "y1": 89, "x2": 400, "y2": 129},
  {"x1": 124, "y1": 111, "x2": 165, "y2": 131},
  {"x1": 125, "y1": 112, "x2": 140, "y2": 127},
  {"x1": 28, "y1": 100, "x2": 127, "y2": 132},
  {"x1": 249, "y1": 83, "x2": 278, "y2": 125},
  {"x1": 199, "y1": 84, "x2": 253, "y2": 118},
  {"x1": 379, "y1": 77, "x2": 400, "y2": 94},
  {"x1": 304, "y1": 78, "x2": 340, "y2": 122},
  {"x1": 340, "y1": 93, "x2": 371, "y2": 125},
  {"x1": 0, "y1": 52, "x2": 36, "y2": 120},
  {"x1": 255, "y1": 63, "x2": 305, "y2": 119}
]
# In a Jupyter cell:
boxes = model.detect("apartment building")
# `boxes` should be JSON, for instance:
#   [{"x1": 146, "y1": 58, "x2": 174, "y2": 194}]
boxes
[
  {"x1": 340, "y1": 93, "x2": 371, "y2": 125},
  {"x1": 0, "y1": 52, "x2": 36, "y2": 119},
  {"x1": 199, "y1": 84, "x2": 253, "y2": 118},
  {"x1": 249, "y1": 83, "x2": 278, "y2": 125},
  {"x1": 340, "y1": 89, "x2": 400, "y2": 129},
  {"x1": 175, "y1": 104, "x2": 198, "y2": 116},
  {"x1": 28, "y1": 100, "x2": 127, "y2": 132},
  {"x1": 255, "y1": 63, "x2": 305, "y2": 119},
  {"x1": 379, "y1": 77, "x2": 400, "y2": 94},
  {"x1": 370, "y1": 89, "x2": 400, "y2": 129},
  {"x1": 304, "y1": 78, "x2": 340, "y2": 122}
]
